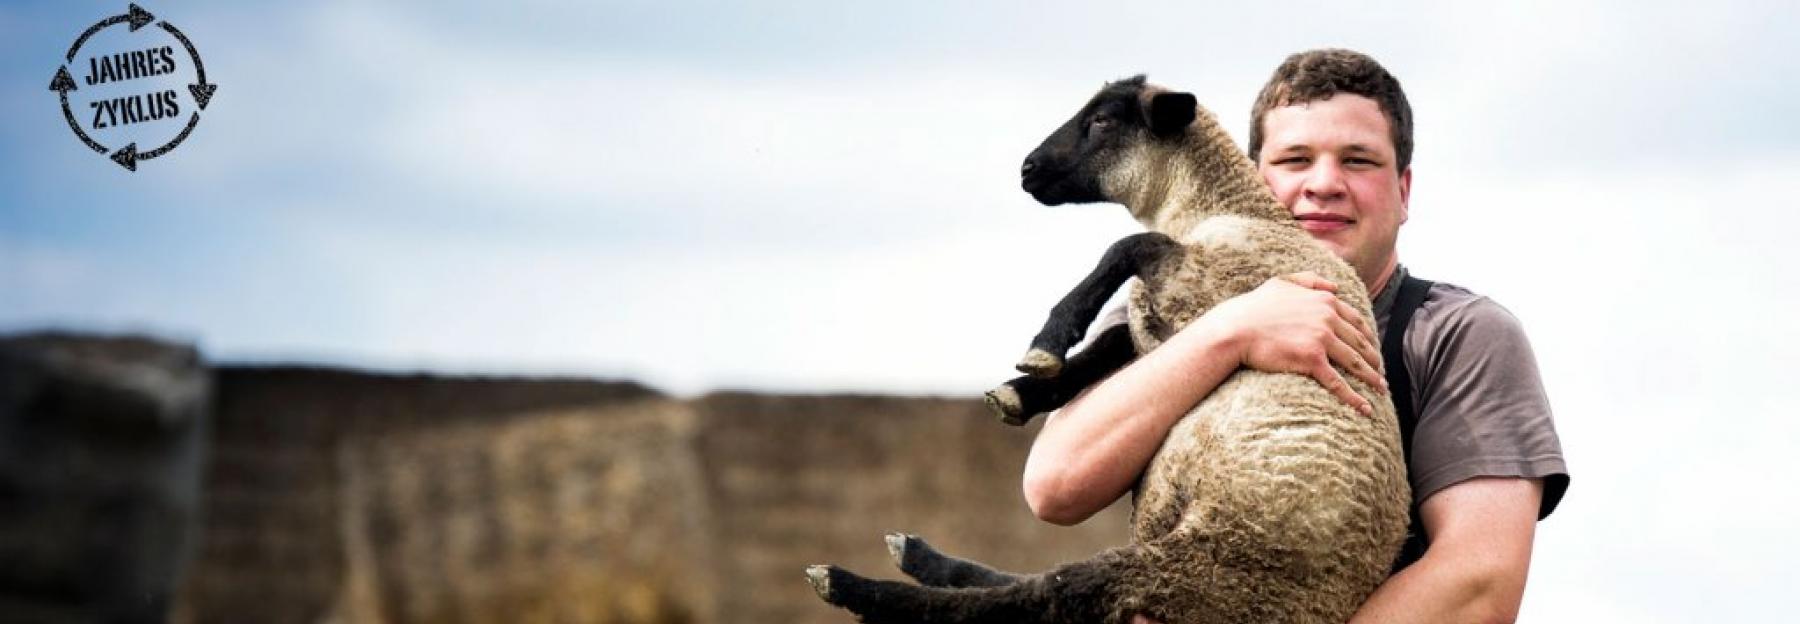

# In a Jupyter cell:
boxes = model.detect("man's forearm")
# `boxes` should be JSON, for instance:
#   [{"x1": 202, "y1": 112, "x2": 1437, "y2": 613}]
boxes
[
  {"x1": 1349, "y1": 478, "x2": 1542, "y2": 624},
  {"x1": 1348, "y1": 550, "x2": 1525, "y2": 624},
  {"x1": 1021, "y1": 316, "x2": 1243, "y2": 524}
]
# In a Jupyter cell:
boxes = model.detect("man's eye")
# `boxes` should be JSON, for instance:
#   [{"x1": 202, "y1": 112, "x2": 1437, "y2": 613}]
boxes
[{"x1": 1273, "y1": 156, "x2": 1308, "y2": 165}]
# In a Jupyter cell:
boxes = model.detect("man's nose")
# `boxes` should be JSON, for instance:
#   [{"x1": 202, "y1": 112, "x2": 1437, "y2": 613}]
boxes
[{"x1": 1302, "y1": 160, "x2": 1348, "y2": 202}]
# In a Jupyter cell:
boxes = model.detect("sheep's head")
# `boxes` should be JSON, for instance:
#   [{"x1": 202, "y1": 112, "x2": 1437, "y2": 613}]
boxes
[{"x1": 1020, "y1": 75, "x2": 1197, "y2": 206}]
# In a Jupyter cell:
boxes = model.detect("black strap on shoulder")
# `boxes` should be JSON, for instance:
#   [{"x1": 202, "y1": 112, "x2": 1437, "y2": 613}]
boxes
[
  {"x1": 1384, "y1": 275, "x2": 1432, "y2": 464},
  {"x1": 1384, "y1": 274, "x2": 1433, "y2": 573}
]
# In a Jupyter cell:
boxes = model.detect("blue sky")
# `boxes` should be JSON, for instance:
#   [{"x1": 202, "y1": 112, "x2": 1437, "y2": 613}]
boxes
[{"x1": 5, "y1": 1, "x2": 1800, "y2": 620}]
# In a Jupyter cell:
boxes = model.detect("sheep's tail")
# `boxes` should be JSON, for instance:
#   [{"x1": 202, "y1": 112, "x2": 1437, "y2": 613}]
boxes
[{"x1": 807, "y1": 541, "x2": 1161, "y2": 624}]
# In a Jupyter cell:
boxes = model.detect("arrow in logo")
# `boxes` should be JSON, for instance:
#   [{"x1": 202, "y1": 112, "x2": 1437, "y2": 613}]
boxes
[
  {"x1": 65, "y1": 4, "x2": 156, "y2": 62},
  {"x1": 107, "y1": 112, "x2": 200, "y2": 172},
  {"x1": 111, "y1": 143, "x2": 139, "y2": 172},
  {"x1": 159, "y1": 21, "x2": 217, "y2": 110},
  {"x1": 48, "y1": 66, "x2": 77, "y2": 93},
  {"x1": 126, "y1": 4, "x2": 154, "y2": 30},
  {"x1": 48, "y1": 66, "x2": 107, "y2": 154}
]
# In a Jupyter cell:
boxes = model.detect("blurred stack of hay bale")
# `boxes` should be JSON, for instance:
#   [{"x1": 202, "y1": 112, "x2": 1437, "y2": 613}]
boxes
[
  {"x1": 2, "y1": 333, "x2": 1130, "y2": 624},
  {"x1": 0, "y1": 333, "x2": 210, "y2": 623}
]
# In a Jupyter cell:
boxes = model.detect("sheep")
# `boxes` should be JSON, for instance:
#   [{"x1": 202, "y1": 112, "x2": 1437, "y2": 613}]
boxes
[{"x1": 804, "y1": 76, "x2": 1411, "y2": 624}]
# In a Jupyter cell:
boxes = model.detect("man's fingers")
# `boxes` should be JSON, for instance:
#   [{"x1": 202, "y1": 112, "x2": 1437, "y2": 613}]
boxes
[
  {"x1": 1354, "y1": 327, "x2": 1386, "y2": 387},
  {"x1": 1280, "y1": 271, "x2": 1337, "y2": 292},
  {"x1": 1314, "y1": 360, "x2": 1372, "y2": 416},
  {"x1": 1325, "y1": 335, "x2": 1387, "y2": 396},
  {"x1": 1327, "y1": 314, "x2": 1375, "y2": 367},
  {"x1": 1331, "y1": 298, "x2": 1383, "y2": 372},
  {"x1": 1328, "y1": 317, "x2": 1386, "y2": 391}
]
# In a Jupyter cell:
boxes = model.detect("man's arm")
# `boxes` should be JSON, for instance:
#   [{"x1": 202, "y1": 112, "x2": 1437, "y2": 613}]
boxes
[
  {"x1": 1022, "y1": 304, "x2": 1244, "y2": 524},
  {"x1": 1022, "y1": 273, "x2": 1386, "y2": 525},
  {"x1": 1349, "y1": 477, "x2": 1544, "y2": 624}
]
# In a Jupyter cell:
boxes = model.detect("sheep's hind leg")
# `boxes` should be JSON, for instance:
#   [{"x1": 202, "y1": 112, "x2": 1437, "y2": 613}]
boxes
[
  {"x1": 987, "y1": 323, "x2": 1134, "y2": 425},
  {"x1": 1018, "y1": 232, "x2": 1178, "y2": 377},
  {"x1": 808, "y1": 552, "x2": 1124, "y2": 624},
  {"x1": 887, "y1": 533, "x2": 1022, "y2": 588}
]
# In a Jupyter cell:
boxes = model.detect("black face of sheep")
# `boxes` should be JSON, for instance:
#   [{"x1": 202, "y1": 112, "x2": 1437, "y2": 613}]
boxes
[{"x1": 1021, "y1": 75, "x2": 1198, "y2": 206}]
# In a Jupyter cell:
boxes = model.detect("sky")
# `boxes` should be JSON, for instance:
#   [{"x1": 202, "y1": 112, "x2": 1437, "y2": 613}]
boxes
[{"x1": 4, "y1": 1, "x2": 1799, "y2": 620}]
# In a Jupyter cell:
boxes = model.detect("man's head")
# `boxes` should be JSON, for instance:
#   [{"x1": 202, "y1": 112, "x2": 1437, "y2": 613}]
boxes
[
  {"x1": 1249, "y1": 49, "x2": 1413, "y2": 290},
  {"x1": 1249, "y1": 49, "x2": 1413, "y2": 172}
]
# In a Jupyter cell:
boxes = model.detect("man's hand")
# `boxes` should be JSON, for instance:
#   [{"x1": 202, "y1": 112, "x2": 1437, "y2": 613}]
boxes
[{"x1": 1201, "y1": 272, "x2": 1387, "y2": 414}]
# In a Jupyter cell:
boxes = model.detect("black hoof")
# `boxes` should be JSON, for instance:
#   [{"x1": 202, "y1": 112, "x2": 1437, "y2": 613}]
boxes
[
  {"x1": 984, "y1": 385, "x2": 1030, "y2": 426},
  {"x1": 807, "y1": 564, "x2": 892, "y2": 615},
  {"x1": 888, "y1": 532, "x2": 950, "y2": 584},
  {"x1": 885, "y1": 532, "x2": 913, "y2": 568},
  {"x1": 805, "y1": 564, "x2": 844, "y2": 603},
  {"x1": 1016, "y1": 348, "x2": 1065, "y2": 378}
]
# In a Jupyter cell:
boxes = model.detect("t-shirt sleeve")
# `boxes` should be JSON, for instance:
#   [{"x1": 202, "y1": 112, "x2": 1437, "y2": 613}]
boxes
[{"x1": 1407, "y1": 296, "x2": 1570, "y2": 519}]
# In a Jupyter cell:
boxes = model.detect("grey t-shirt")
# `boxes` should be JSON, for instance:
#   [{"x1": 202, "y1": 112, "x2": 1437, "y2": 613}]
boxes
[
  {"x1": 1092, "y1": 265, "x2": 1570, "y2": 516},
  {"x1": 1370, "y1": 265, "x2": 1569, "y2": 517}
]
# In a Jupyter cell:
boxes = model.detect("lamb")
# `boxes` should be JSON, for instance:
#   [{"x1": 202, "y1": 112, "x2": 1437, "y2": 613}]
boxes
[{"x1": 804, "y1": 76, "x2": 1411, "y2": 624}]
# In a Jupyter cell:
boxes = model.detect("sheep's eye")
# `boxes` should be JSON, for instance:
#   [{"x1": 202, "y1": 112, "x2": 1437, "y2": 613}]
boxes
[{"x1": 1090, "y1": 115, "x2": 1114, "y2": 130}]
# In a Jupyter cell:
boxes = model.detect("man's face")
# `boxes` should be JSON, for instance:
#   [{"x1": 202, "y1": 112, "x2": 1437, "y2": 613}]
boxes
[{"x1": 1256, "y1": 94, "x2": 1410, "y2": 288}]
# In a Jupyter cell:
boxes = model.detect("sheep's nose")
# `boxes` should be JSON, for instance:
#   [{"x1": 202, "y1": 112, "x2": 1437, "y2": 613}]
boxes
[{"x1": 1021, "y1": 157, "x2": 1037, "y2": 177}]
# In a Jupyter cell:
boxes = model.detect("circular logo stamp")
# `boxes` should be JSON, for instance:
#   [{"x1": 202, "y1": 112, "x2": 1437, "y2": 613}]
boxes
[{"x1": 48, "y1": 4, "x2": 217, "y2": 172}]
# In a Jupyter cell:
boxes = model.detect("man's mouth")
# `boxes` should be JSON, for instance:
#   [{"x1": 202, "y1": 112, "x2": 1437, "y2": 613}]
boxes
[{"x1": 1294, "y1": 213, "x2": 1354, "y2": 233}]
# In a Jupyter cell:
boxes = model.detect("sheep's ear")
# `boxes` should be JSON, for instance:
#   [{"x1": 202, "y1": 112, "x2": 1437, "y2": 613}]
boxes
[{"x1": 1146, "y1": 91, "x2": 1197, "y2": 138}]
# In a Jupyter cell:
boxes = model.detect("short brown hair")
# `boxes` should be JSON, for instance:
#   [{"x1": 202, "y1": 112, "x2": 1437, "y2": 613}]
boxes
[{"x1": 1248, "y1": 49, "x2": 1414, "y2": 172}]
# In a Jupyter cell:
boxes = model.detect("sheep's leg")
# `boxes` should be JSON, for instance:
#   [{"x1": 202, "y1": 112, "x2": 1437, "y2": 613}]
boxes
[
  {"x1": 986, "y1": 323, "x2": 1134, "y2": 425},
  {"x1": 887, "y1": 533, "x2": 1023, "y2": 588},
  {"x1": 1018, "y1": 232, "x2": 1178, "y2": 377},
  {"x1": 808, "y1": 548, "x2": 1132, "y2": 624}
]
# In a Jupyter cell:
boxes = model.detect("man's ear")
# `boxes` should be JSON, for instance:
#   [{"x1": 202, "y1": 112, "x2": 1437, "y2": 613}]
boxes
[
  {"x1": 1146, "y1": 91, "x2": 1197, "y2": 138},
  {"x1": 1398, "y1": 166, "x2": 1412, "y2": 225}
]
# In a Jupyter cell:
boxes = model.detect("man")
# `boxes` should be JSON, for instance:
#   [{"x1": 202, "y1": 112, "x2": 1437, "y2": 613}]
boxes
[{"x1": 1020, "y1": 49, "x2": 1569, "y2": 623}]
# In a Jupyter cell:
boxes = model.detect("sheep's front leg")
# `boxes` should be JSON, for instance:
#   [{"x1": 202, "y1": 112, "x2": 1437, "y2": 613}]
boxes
[
  {"x1": 1017, "y1": 232, "x2": 1178, "y2": 377},
  {"x1": 986, "y1": 323, "x2": 1134, "y2": 425},
  {"x1": 887, "y1": 533, "x2": 1022, "y2": 588}
]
